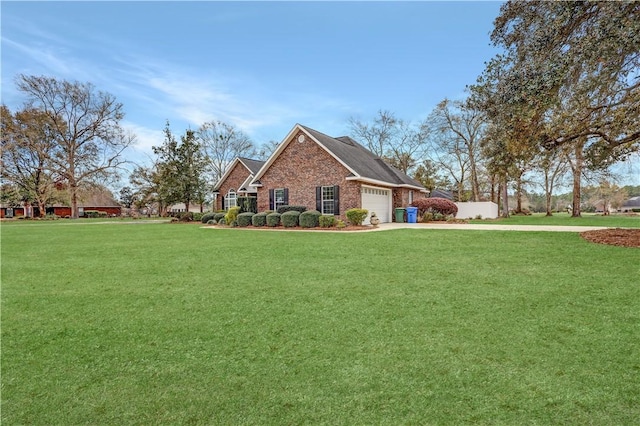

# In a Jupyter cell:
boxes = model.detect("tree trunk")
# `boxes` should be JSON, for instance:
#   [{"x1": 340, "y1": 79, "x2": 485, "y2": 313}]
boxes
[
  {"x1": 515, "y1": 174, "x2": 523, "y2": 213},
  {"x1": 570, "y1": 144, "x2": 583, "y2": 217},
  {"x1": 501, "y1": 176, "x2": 509, "y2": 218},
  {"x1": 468, "y1": 150, "x2": 480, "y2": 202},
  {"x1": 545, "y1": 190, "x2": 553, "y2": 216}
]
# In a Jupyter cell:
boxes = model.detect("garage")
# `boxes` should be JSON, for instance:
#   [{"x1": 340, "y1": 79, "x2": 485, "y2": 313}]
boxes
[{"x1": 361, "y1": 186, "x2": 392, "y2": 223}]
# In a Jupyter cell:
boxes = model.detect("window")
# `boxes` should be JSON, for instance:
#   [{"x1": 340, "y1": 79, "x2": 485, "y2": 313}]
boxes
[
  {"x1": 274, "y1": 188, "x2": 286, "y2": 210},
  {"x1": 225, "y1": 189, "x2": 237, "y2": 210},
  {"x1": 409, "y1": 190, "x2": 414, "y2": 205},
  {"x1": 321, "y1": 186, "x2": 335, "y2": 215}
]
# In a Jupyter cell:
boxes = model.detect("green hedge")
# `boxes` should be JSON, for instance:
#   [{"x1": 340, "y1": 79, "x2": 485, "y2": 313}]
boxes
[
  {"x1": 281, "y1": 210, "x2": 300, "y2": 227},
  {"x1": 213, "y1": 213, "x2": 226, "y2": 222},
  {"x1": 225, "y1": 206, "x2": 241, "y2": 225},
  {"x1": 345, "y1": 208, "x2": 368, "y2": 226},
  {"x1": 300, "y1": 210, "x2": 321, "y2": 228},
  {"x1": 252, "y1": 212, "x2": 268, "y2": 227},
  {"x1": 266, "y1": 212, "x2": 281, "y2": 227},
  {"x1": 237, "y1": 212, "x2": 254, "y2": 227},
  {"x1": 319, "y1": 215, "x2": 335, "y2": 228},
  {"x1": 276, "y1": 205, "x2": 307, "y2": 214},
  {"x1": 201, "y1": 212, "x2": 215, "y2": 223}
]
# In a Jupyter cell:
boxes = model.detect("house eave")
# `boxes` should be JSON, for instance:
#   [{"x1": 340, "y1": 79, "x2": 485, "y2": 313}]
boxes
[{"x1": 346, "y1": 176, "x2": 427, "y2": 192}]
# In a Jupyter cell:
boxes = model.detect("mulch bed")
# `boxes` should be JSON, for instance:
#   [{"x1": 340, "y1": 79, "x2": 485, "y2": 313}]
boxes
[{"x1": 580, "y1": 228, "x2": 640, "y2": 248}]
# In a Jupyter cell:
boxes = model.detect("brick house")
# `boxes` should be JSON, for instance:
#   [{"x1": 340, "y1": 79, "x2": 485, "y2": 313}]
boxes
[
  {"x1": 250, "y1": 124, "x2": 428, "y2": 224},
  {"x1": 213, "y1": 157, "x2": 265, "y2": 211}
]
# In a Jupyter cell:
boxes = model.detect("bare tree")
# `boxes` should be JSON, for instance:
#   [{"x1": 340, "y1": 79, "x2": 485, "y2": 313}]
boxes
[
  {"x1": 533, "y1": 147, "x2": 570, "y2": 216},
  {"x1": 15, "y1": 75, "x2": 134, "y2": 218},
  {"x1": 349, "y1": 110, "x2": 427, "y2": 175},
  {"x1": 197, "y1": 120, "x2": 254, "y2": 186},
  {"x1": 423, "y1": 99, "x2": 486, "y2": 201}
]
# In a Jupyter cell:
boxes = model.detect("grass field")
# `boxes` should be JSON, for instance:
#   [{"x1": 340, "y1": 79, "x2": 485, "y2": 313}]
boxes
[
  {"x1": 2, "y1": 220, "x2": 639, "y2": 424},
  {"x1": 470, "y1": 212, "x2": 640, "y2": 228}
]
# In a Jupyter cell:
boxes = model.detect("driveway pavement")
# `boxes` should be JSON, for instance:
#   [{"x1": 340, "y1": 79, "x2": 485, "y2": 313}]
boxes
[{"x1": 373, "y1": 222, "x2": 610, "y2": 233}]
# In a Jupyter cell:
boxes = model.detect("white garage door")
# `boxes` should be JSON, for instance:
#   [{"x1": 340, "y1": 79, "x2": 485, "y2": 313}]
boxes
[{"x1": 361, "y1": 187, "x2": 391, "y2": 224}]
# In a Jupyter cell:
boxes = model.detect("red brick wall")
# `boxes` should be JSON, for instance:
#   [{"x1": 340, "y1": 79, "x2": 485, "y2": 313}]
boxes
[
  {"x1": 256, "y1": 131, "x2": 362, "y2": 220},
  {"x1": 216, "y1": 162, "x2": 251, "y2": 211},
  {"x1": 394, "y1": 188, "x2": 428, "y2": 208}
]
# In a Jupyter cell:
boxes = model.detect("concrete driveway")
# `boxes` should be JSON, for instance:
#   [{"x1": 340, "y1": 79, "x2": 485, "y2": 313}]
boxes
[{"x1": 373, "y1": 222, "x2": 610, "y2": 233}]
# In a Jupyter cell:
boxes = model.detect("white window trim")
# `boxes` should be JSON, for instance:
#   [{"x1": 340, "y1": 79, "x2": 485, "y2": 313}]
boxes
[
  {"x1": 226, "y1": 189, "x2": 237, "y2": 210},
  {"x1": 321, "y1": 185, "x2": 335, "y2": 215},
  {"x1": 274, "y1": 188, "x2": 286, "y2": 210}
]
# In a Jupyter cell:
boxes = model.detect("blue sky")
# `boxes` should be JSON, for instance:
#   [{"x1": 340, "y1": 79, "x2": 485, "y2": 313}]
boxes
[{"x1": 2, "y1": 1, "x2": 507, "y2": 167}]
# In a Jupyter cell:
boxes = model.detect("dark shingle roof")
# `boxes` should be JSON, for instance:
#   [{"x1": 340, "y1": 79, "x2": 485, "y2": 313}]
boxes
[
  {"x1": 622, "y1": 196, "x2": 640, "y2": 207},
  {"x1": 300, "y1": 125, "x2": 424, "y2": 189},
  {"x1": 238, "y1": 157, "x2": 265, "y2": 174}
]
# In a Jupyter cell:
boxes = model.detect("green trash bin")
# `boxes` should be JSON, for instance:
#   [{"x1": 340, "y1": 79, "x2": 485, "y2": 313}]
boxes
[{"x1": 394, "y1": 207, "x2": 406, "y2": 223}]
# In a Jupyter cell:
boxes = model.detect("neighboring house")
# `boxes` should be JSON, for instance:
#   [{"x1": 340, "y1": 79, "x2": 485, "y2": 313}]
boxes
[
  {"x1": 0, "y1": 205, "x2": 122, "y2": 218},
  {"x1": 213, "y1": 157, "x2": 266, "y2": 211},
  {"x1": 620, "y1": 196, "x2": 640, "y2": 213},
  {"x1": 167, "y1": 203, "x2": 208, "y2": 215},
  {"x1": 250, "y1": 124, "x2": 428, "y2": 224}
]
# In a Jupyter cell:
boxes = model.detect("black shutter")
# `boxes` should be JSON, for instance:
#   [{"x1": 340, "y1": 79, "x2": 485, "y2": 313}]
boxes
[
  {"x1": 221, "y1": 195, "x2": 225, "y2": 211},
  {"x1": 283, "y1": 188, "x2": 289, "y2": 205},
  {"x1": 333, "y1": 185, "x2": 340, "y2": 215},
  {"x1": 269, "y1": 189, "x2": 274, "y2": 210},
  {"x1": 316, "y1": 186, "x2": 322, "y2": 212}
]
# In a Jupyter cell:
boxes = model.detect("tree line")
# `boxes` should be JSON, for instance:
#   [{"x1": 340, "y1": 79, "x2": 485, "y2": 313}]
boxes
[{"x1": 3, "y1": 2, "x2": 638, "y2": 218}]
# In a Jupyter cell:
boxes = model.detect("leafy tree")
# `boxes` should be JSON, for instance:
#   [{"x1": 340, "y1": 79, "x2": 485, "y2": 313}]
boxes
[
  {"x1": 153, "y1": 122, "x2": 208, "y2": 212},
  {"x1": 490, "y1": 1, "x2": 640, "y2": 164},
  {"x1": 129, "y1": 163, "x2": 165, "y2": 215},
  {"x1": 1, "y1": 105, "x2": 59, "y2": 217},
  {"x1": 15, "y1": 75, "x2": 135, "y2": 218},
  {"x1": 118, "y1": 186, "x2": 136, "y2": 209},
  {"x1": 412, "y1": 159, "x2": 450, "y2": 192},
  {"x1": 197, "y1": 120, "x2": 254, "y2": 186}
]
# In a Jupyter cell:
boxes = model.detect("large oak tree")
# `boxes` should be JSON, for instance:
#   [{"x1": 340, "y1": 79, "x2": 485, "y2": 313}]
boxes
[{"x1": 15, "y1": 75, "x2": 134, "y2": 218}]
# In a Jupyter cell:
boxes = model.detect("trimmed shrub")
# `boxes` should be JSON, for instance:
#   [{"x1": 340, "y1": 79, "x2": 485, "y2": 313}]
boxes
[
  {"x1": 84, "y1": 210, "x2": 108, "y2": 218},
  {"x1": 276, "y1": 205, "x2": 307, "y2": 214},
  {"x1": 207, "y1": 219, "x2": 216, "y2": 225},
  {"x1": 201, "y1": 212, "x2": 215, "y2": 223},
  {"x1": 266, "y1": 212, "x2": 281, "y2": 227},
  {"x1": 345, "y1": 208, "x2": 368, "y2": 226},
  {"x1": 319, "y1": 215, "x2": 335, "y2": 228},
  {"x1": 225, "y1": 206, "x2": 241, "y2": 224},
  {"x1": 300, "y1": 210, "x2": 321, "y2": 228},
  {"x1": 281, "y1": 210, "x2": 300, "y2": 228},
  {"x1": 213, "y1": 212, "x2": 226, "y2": 222},
  {"x1": 411, "y1": 197, "x2": 458, "y2": 218},
  {"x1": 336, "y1": 219, "x2": 346, "y2": 229},
  {"x1": 179, "y1": 212, "x2": 194, "y2": 222},
  {"x1": 237, "y1": 212, "x2": 254, "y2": 227},
  {"x1": 252, "y1": 212, "x2": 268, "y2": 227}
]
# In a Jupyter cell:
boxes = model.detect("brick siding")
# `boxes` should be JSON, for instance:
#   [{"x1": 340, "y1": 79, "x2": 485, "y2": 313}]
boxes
[
  {"x1": 256, "y1": 131, "x2": 363, "y2": 221},
  {"x1": 216, "y1": 161, "x2": 252, "y2": 211}
]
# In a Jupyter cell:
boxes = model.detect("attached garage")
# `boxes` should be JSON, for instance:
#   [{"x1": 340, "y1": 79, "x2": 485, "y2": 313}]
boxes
[{"x1": 361, "y1": 186, "x2": 392, "y2": 224}]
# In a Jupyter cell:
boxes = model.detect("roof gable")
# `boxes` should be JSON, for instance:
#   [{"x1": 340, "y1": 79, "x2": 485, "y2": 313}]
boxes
[
  {"x1": 252, "y1": 124, "x2": 426, "y2": 190},
  {"x1": 213, "y1": 157, "x2": 264, "y2": 191}
]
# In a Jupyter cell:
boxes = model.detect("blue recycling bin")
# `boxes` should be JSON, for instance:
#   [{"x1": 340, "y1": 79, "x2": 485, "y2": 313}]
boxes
[{"x1": 406, "y1": 206, "x2": 418, "y2": 223}]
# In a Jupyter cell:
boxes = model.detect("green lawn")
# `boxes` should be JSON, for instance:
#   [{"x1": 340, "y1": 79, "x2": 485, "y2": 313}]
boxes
[
  {"x1": 2, "y1": 221, "x2": 639, "y2": 424},
  {"x1": 470, "y1": 212, "x2": 640, "y2": 228}
]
